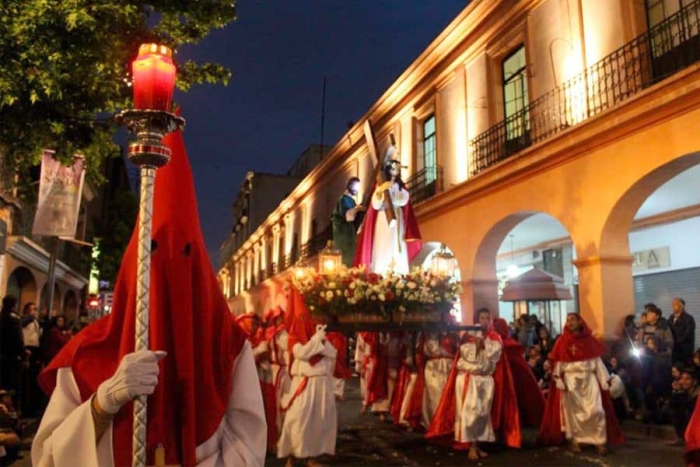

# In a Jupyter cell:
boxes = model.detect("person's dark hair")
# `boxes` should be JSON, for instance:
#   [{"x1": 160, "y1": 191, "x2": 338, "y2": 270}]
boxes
[
  {"x1": 476, "y1": 307, "x2": 490, "y2": 316},
  {"x1": 347, "y1": 177, "x2": 360, "y2": 189},
  {"x1": 383, "y1": 162, "x2": 407, "y2": 190},
  {"x1": 644, "y1": 302, "x2": 659, "y2": 312},
  {"x1": 647, "y1": 306, "x2": 662, "y2": 317},
  {"x1": 675, "y1": 297, "x2": 686, "y2": 307},
  {"x1": 22, "y1": 302, "x2": 36, "y2": 315},
  {"x1": 623, "y1": 314, "x2": 636, "y2": 328},
  {"x1": 1, "y1": 296, "x2": 17, "y2": 314},
  {"x1": 681, "y1": 368, "x2": 697, "y2": 381}
]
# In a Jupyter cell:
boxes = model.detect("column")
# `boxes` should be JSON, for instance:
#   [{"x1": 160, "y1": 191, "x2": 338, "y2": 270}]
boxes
[{"x1": 459, "y1": 278, "x2": 500, "y2": 325}]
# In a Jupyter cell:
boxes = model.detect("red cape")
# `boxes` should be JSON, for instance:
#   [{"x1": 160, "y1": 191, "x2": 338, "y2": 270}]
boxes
[
  {"x1": 493, "y1": 319, "x2": 544, "y2": 427},
  {"x1": 538, "y1": 316, "x2": 623, "y2": 446},
  {"x1": 686, "y1": 396, "x2": 700, "y2": 466},
  {"x1": 327, "y1": 332, "x2": 351, "y2": 380},
  {"x1": 426, "y1": 329, "x2": 521, "y2": 449},
  {"x1": 353, "y1": 184, "x2": 422, "y2": 268},
  {"x1": 40, "y1": 124, "x2": 246, "y2": 466}
]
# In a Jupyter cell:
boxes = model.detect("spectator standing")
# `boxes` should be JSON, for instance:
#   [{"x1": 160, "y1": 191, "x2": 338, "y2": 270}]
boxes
[
  {"x1": 45, "y1": 316, "x2": 71, "y2": 363},
  {"x1": 0, "y1": 297, "x2": 23, "y2": 392},
  {"x1": 20, "y1": 302, "x2": 43, "y2": 417},
  {"x1": 636, "y1": 305, "x2": 674, "y2": 420},
  {"x1": 536, "y1": 327, "x2": 555, "y2": 359},
  {"x1": 669, "y1": 298, "x2": 696, "y2": 365}
]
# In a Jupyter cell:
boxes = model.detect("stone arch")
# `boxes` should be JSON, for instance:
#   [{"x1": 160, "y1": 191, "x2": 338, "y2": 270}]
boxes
[
  {"x1": 6, "y1": 266, "x2": 39, "y2": 311},
  {"x1": 600, "y1": 152, "x2": 700, "y2": 257},
  {"x1": 467, "y1": 211, "x2": 574, "y2": 324}
]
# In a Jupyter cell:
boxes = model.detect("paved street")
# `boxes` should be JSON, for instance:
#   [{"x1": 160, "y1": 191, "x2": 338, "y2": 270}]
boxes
[{"x1": 16, "y1": 378, "x2": 687, "y2": 467}]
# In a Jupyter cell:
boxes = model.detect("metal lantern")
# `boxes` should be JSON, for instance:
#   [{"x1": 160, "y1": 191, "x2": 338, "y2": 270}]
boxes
[
  {"x1": 116, "y1": 42, "x2": 184, "y2": 467},
  {"x1": 319, "y1": 240, "x2": 342, "y2": 275},
  {"x1": 430, "y1": 244, "x2": 456, "y2": 278}
]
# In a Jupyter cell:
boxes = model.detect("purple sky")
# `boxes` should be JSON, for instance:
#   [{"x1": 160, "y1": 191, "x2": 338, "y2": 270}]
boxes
[{"x1": 172, "y1": 1, "x2": 468, "y2": 262}]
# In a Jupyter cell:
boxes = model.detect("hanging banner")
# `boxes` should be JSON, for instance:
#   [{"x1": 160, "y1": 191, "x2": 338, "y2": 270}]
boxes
[{"x1": 32, "y1": 151, "x2": 85, "y2": 238}]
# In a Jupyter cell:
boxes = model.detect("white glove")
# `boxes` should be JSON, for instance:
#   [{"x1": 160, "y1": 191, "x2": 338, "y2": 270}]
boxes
[
  {"x1": 96, "y1": 350, "x2": 167, "y2": 414},
  {"x1": 313, "y1": 324, "x2": 327, "y2": 342},
  {"x1": 555, "y1": 377, "x2": 566, "y2": 392}
]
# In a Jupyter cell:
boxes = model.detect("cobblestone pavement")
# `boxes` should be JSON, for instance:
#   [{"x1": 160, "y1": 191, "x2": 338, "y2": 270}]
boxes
[{"x1": 16, "y1": 378, "x2": 687, "y2": 466}]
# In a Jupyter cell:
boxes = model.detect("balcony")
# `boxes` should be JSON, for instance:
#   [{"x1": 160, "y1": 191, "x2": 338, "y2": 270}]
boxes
[
  {"x1": 470, "y1": 0, "x2": 700, "y2": 176},
  {"x1": 300, "y1": 224, "x2": 333, "y2": 259},
  {"x1": 406, "y1": 166, "x2": 443, "y2": 205}
]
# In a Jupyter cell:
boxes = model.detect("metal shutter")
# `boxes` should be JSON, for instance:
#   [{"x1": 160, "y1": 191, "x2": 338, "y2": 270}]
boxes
[{"x1": 633, "y1": 267, "x2": 700, "y2": 351}]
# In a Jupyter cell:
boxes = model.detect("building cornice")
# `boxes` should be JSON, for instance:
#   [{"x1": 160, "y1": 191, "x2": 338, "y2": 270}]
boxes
[{"x1": 7, "y1": 236, "x2": 89, "y2": 290}]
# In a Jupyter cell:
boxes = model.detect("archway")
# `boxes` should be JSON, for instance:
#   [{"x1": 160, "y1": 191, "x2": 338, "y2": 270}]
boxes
[
  {"x1": 6, "y1": 266, "x2": 38, "y2": 312},
  {"x1": 471, "y1": 211, "x2": 575, "y2": 335},
  {"x1": 602, "y1": 154, "x2": 700, "y2": 345},
  {"x1": 63, "y1": 289, "x2": 79, "y2": 322}
]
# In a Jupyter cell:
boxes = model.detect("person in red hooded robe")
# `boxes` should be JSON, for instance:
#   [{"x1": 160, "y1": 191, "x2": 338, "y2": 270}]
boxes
[
  {"x1": 326, "y1": 331, "x2": 351, "y2": 401},
  {"x1": 427, "y1": 308, "x2": 521, "y2": 460},
  {"x1": 686, "y1": 395, "x2": 700, "y2": 466},
  {"x1": 32, "y1": 121, "x2": 266, "y2": 466},
  {"x1": 277, "y1": 287, "x2": 337, "y2": 467},
  {"x1": 354, "y1": 332, "x2": 390, "y2": 418},
  {"x1": 267, "y1": 307, "x2": 291, "y2": 453},
  {"x1": 353, "y1": 145, "x2": 421, "y2": 276},
  {"x1": 538, "y1": 313, "x2": 623, "y2": 454},
  {"x1": 493, "y1": 318, "x2": 545, "y2": 427}
]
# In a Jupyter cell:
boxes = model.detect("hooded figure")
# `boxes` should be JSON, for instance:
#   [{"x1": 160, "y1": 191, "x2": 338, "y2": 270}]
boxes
[
  {"x1": 492, "y1": 318, "x2": 545, "y2": 427},
  {"x1": 427, "y1": 309, "x2": 521, "y2": 460},
  {"x1": 353, "y1": 148, "x2": 421, "y2": 274},
  {"x1": 538, "y1": 313, "x2": 623, "y2": 453},
  {"x1": 277, "y1": 287, "x2": 337, "y2": 466},
  {"x1": 32, "y1": 123, "x2": 266, "y2": 466}
]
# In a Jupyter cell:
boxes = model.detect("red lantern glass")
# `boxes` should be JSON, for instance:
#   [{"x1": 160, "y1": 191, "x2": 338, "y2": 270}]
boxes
[{"x1": 132, "y1": 43, "x2": 176, "y2": 112}]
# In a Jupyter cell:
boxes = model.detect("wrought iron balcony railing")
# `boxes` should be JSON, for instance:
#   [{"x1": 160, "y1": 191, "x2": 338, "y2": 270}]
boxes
[
  {"x1": 300, "y1": 224, "x2": 333, "y2": 259},
  {"x1": 470, "y1": 0, "x2": 700, "y2": 176},
  {"x1": 406, "y1": 166, "x2": 443, "y2": 206}
]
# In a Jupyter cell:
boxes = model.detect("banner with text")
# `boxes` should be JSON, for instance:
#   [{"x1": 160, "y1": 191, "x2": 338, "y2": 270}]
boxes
[{"x1": 32, "y1": 151, "x2": 85, "y2": 238}]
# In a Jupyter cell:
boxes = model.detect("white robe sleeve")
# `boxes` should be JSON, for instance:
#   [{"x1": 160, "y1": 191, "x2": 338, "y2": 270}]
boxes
[
  {"x1": 31, "y1": 367, "x2": 114, "y2": 467},
  {"x1": 197, "y1": 341, "x2": 267, "y2": 466},
  {"x1": 293, "y1": 336, "x2": 326, "y2": 361}
]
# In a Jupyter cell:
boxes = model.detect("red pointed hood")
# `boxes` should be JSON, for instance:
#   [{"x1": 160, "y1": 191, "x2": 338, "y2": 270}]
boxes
[
  {"x1": 285, "y1": 286, "x2": 318, "y2": 351},
  {"x1": 548, "y1": 314, "x2": 606, "y2": 362},
  {"x1": 40, "y1": 121, "x2": 245, "y2": 466}
]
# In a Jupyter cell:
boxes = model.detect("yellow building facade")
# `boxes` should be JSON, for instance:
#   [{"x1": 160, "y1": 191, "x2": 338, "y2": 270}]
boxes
[{"x1": 220, "y1": 0, "x2": 700, "y2": 339}]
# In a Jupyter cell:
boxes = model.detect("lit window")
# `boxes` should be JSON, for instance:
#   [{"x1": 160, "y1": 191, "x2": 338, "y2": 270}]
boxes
[{"x1": 422, "y1": 115, "x2": 437, "y2": 184}]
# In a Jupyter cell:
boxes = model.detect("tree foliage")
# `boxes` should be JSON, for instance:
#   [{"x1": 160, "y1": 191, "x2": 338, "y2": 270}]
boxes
[
  {"x1": 94, "y1": 187, "x2": 139, "y2": 285},
  {"x1": 0, "y1": 1, "x2": 237, "y2": 181}
]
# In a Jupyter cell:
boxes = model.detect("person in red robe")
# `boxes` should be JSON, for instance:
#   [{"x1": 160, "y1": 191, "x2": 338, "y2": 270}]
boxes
[
  {"x1": 492, "y1": 318, "x2": 545, "y2": 427},
  {"x1": 32, "y1": 118, "x2": 266, "y2": 466},
  {"x1": 686, "y1": 396, "x2": 700, "y2": 466},
  {"x1": 427, "y1": 308, "x2": 521, "y2": 460},
  {"x1": 538, "y1": 313, "x2": 623, "y2": 454},
  {"x1": 390, "y1": 332, "x2": 419, "y2": 429},
  {"x1": 354, "y1": 332, "x2": 390, "y2": 418},
  {"x1": 326, "y1": 332, "x2": 351, "y2": 401}
]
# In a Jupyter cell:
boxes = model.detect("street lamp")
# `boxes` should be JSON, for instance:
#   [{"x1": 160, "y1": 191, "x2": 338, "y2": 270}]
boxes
[
  {"x1": 318, "y1": 240, "x2": 342, "y2": 275},
  {"x1": 116, "y1": 43, "x2": 184, "y2": 467},
  {"x1": 430, "y1": 244, "x2": 456, "y2": 278}
]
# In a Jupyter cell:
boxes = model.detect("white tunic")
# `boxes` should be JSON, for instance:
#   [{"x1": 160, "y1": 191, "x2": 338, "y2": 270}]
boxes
[
  {"x1": 270, "y1": 329, "x2": 291, "y2": 433},
  {"x1": 555, "y1": 358, "x2": 610, "y2": 445},
  {"x1": 354, "y1": 334, "x2": 371, "y2": 406},
  {"x1": 277, "y1": 337, "x2": 337, "y2": 459},
  {"x1": 421, "y1": 334, "x2": 454, "y2": 428},
  {"x1": 454, "y1": 336, "x2": 502, "y2": 443},
  {"x1": 31, "y1": 342, "x2": 266, "y2": 467},
  {"x1": 370, "y1": 183, "x2": 410, "y2": 275}
]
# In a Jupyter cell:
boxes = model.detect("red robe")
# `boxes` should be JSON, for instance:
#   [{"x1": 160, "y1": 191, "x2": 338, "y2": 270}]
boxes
[
  {"x1": 493, "y1": 318, "x2": 545, "y2": 427},
  {"x1": 352, "y1": 184, "x2": 422, "y2": 269},
  {"x1": 686, "y1": 396, "x2": 700, "y2": 466},
  {"x1": 327, "y1": 332, "x2": 351, "y2": 380},
  {"x1": 39, "y1": 121, "x2": 246, "y2": 466},
  {"x1": 538, "y1": 316, "x2": 624, "y2": 446},
  {"x1": 358, "y1": 332, "x2": 389, "y2": 406},
  {"x1": 389, "y1": 333, "x2": 410, "y2": 425},
  {"x1": 426, "y1": 329, "x2": 521, "y2": 449}
]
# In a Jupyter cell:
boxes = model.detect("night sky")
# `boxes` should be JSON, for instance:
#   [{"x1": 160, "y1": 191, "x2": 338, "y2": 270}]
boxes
[{"x1": 173, "y1": 1, "x2": 468, "y2": 263}]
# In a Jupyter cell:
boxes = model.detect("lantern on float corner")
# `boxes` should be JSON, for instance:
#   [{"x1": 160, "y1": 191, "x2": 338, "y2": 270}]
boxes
[
  {"x1": 319, "y1": 240, "x2": 342, "y2": 275},
  {"x1": 430, "y1": 244, "x2": 456, "y2": 278},
  {"x1": 132, "y1": 43, "x2": 177, "y2": 112}
]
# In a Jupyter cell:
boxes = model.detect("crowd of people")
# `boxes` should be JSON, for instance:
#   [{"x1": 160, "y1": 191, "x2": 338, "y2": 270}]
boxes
[{"x1": 0, "y1": 296, "x2": 79, "y2": 465}]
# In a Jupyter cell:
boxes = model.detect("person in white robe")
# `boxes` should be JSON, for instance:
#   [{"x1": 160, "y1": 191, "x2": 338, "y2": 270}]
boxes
[
  {"x1": 277, "y1": 325, "x2": 337, "y2": 466},
  {"x1": 270, "y1": 325, "x2": 291, "y2": 440},
  {"x1": 455, "y1": 311, "x2": 503, "y2": 460},
  {"x1": 421, "y1": 331, "x2": 457, "y2": 428},
  {"x1": 32, "y1": 345, "x2": 266, "y2": 466}
]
